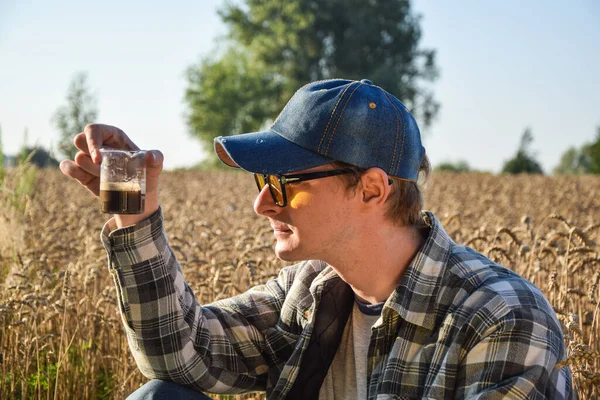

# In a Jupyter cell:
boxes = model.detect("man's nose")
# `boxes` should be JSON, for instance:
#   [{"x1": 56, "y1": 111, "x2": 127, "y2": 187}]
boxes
[{"x1": 254, "y1": 185, "x2": 283, "y2": 217}]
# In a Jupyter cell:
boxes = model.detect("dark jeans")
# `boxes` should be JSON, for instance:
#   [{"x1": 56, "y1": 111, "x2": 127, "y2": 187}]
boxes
[{"x1": 126, "y1": 379, "x2": 213, "y2": 400}]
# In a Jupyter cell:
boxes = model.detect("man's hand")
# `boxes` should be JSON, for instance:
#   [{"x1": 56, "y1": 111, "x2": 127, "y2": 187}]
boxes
[{"x1": 59, "y1": 123, "x2": 164, "y2": 228}]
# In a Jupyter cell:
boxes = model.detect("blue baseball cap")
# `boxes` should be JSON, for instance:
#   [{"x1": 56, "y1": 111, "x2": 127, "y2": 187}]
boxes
[{"x1": 214, "y1": 79, "x2": 425, "y2": 182}]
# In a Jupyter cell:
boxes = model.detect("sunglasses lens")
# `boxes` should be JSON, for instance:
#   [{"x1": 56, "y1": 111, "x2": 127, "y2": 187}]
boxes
[
  {"x1": 254, "y1": 174, "x2": 267, "y2": 192},
  {"x1": 268, "y1": 175, "x2": 284, "y2": 206}
]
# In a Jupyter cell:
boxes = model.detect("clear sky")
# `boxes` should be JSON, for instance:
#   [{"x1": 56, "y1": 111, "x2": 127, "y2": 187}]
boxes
[{"x1": 1, "y1": 0, "x2": 599, "y2": 173}]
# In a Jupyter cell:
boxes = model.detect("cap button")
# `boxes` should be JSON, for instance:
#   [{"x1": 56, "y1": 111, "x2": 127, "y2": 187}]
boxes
[{"x1": 360, "y1": 79, "x2": 373, "y2": 85}]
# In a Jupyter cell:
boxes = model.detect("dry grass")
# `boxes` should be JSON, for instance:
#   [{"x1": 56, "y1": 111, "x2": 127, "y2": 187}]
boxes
[{"x1": 0, "y1": 169, "x2": 599, "y2": 399}]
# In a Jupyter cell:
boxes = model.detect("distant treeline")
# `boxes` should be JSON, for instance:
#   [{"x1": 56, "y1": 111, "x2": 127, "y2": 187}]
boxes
[{"x1": 436, "y1": 127, "x2": 600, "y2": 175}]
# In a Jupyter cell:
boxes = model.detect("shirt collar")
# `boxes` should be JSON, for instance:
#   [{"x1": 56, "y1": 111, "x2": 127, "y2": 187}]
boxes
[{"x1": 384, "y1": 211, "x2": 454, "y2": 330}]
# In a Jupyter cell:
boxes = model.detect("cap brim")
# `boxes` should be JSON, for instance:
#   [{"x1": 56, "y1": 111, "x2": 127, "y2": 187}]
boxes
[{"x1": 214, "y1": 129, "x2": 334, "y2": 175}]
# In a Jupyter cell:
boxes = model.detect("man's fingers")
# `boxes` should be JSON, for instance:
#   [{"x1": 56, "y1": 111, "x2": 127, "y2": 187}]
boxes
[
  {"x1": 73, "y1": 133, "x2": 91, "y2": 154},
  {"x1": 74, "y1": 151, "x2": 101, "y2": 176},
  {"x1": 84, "y1": 125, "x2": 106, "y2": 163},
  {"x1": 80, "y1": 124, "x2": 139, "y2": 164},
  {"x1": 65, "y1": 129, "x2": 160, "y2": 198},
  {"x1": 59, "y1": 160, "x2": 101, "y2": 196}
]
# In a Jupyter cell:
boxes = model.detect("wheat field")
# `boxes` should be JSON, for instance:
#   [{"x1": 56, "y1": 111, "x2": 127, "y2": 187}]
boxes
[{"x1": 1, "y1": 168, "x2": 599, "y2": 399}]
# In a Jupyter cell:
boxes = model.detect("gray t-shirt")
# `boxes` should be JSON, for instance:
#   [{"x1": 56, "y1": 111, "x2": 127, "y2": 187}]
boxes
[{"x1": 319, "y1": 298, "x2": 383, "y2": 400}]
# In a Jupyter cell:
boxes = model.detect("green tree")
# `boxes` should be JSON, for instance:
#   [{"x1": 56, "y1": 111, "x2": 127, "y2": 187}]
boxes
[
  {"x1": 52, "y1": 72, "x2": 98, "y2": 160},
  {"x1": 186, "y1": 48, "x2": 278, "y2": 152},
  {"x1": 20, "y1": 146, "x2": 60, "y2": 169},
  {"x1": 435, "y1": 160, "x2": 471, "y2": 173},
  {"x1": 583, "y1": 127, "x2": 600, "y2": 174},
  {"x1": 501, "y1": 128, "x2": 544, "y2": 174},
  {"x1": 553, "y1": 146, "x2": 590, "y2": 175},
  {"x1": 185, "y1": 0, "x2": 439, "y2": 160},
  {"x1": 553, "y1": 126, "x2": 600, "y2": 175}
]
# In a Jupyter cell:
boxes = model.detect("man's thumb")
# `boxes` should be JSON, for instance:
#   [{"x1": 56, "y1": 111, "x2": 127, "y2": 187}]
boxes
[{"x1": 146, "y1": 150, "x2": 164, "y2": 170}]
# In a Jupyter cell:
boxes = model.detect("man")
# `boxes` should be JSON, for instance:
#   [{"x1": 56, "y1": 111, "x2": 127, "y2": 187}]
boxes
[{"x1": 60, "y1": 79, "x2": 573, "y2": 399}]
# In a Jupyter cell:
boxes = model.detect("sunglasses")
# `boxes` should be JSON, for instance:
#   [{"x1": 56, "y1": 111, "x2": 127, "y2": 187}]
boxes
[{"x1": 254, "y1": 169, "x2": 354, "y2": 207}]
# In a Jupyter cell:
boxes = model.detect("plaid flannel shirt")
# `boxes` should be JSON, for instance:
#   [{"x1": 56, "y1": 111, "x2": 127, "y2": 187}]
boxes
[{"x1": 101, "y1": 209, "x2": 573, "y2": 399}]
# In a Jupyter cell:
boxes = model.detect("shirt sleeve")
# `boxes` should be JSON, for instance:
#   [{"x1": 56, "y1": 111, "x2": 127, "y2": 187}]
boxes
[
  {"x1": 100, "y1": 207, "x2": 288, "y2": 394},
  {"x1": 457, "y1": 306, "x2": 574, "y2": 399}
]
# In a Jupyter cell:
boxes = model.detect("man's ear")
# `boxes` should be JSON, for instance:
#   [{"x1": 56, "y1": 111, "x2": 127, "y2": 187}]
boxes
[{"x1": 358, "y1": 168, "x2": 392, "y2": 206}]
